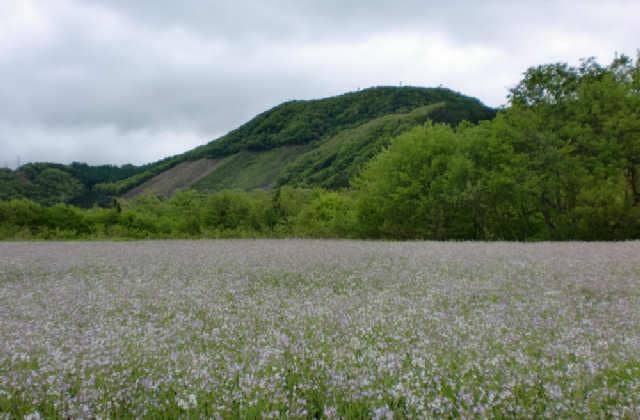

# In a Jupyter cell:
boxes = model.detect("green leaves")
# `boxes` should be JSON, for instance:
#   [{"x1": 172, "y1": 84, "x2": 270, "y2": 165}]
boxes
[{"x1": 354, "y1": 53, "x2": 640, "y2": 240}]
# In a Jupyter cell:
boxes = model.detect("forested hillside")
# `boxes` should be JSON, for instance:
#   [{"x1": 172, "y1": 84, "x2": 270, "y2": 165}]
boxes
[
  {"x1": 356, "y1": 55, "x2": 640, "y2": 240},
  {"x1": 0, "y1": 86, "x2": 493, "y2": 205},
  {"x1": 0, "y1": 162, "x2": 144, "y2": 207},
  {"x1": 276, "y1": 103, "x2": 444, "y2": 189},
  {"x1": 98, "y1": 86, "x2": 494, "y2": 196},
  {"x1": 1, "y1": 54, "x2": 638, "y2": 240}
]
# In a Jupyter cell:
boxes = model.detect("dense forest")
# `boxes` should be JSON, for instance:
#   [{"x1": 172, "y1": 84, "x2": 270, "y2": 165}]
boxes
[
  {"x1": 0, "y1": 54, "x2": 638, "y2": 240},
  {"x1": 0, "y1": 162, "x2": 144, "y2": 207}
]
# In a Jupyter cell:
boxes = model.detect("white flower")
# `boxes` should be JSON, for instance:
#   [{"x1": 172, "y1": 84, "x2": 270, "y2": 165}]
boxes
[
  {"x1": 176, "y1": 394, "x2": 197, "y2": 410},
  {"x1": 323, "y1": 406, "x2": 338, "y2": 418},
  {"x1": 373, "y1": 405, "x2": 394, "y2": 420},
  {"x1": 23, "y1": 412, "x2": 42, "y2": 420}
]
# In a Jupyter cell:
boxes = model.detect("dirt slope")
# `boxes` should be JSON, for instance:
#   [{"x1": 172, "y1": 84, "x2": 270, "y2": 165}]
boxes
[{"x1": 123, "y1": 159, "x2": 220, "y2": 199}]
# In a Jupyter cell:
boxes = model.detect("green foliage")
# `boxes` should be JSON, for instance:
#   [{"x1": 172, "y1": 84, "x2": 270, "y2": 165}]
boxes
[
  {"x1": 68, "y1": 162, "x2": 142, "y2": 187},
  {"x1": 0, "y1": 199, "x2": 46, "y2": 230},
  {"x1": 292, "y1": 190, "x2": 357, "y2": 237},
  {"x1": 27, "y1": 168, "x2": 84, "y2": 206},
  {"x1": 503, "y1": 54, "x2": 640, "y2": 238},
  {"x1": 356, "y1": 54, "x2": 640, "y2": 240},
  {"x1": 203, "y1": 191, "x2": 255, "y2": 230},
  {"x1": 1, "y1": 54, "x2": 638, "y2": 240},
  {"x1": 188, "y1": 86, "x2": 494, "y2": 159},
  {"x1": 2, "y1": 164, "x2": 85, "y2": 207},
  {"x1": 278, "y1": 104, "x2": 442, "y2": 189},
  {"x1": 0, "y1": 199, "x2": 91, "y2": 239},
  {"x1": 190, "y1": 95, "x2": 493, "y2": 193},
  {"x1": 355, "y1": 123, "x2": 475, "y2": 239},
  {"x1": 0, "y1": 188, "x2": 356, "y2": 239},
  {"x1": 0, "y1": 169, "x2": 24, "y2": 201},
  {"x1": 101, "y1": 86, "x2": 495, "y2": 195},
  {"x1": 1, "y1": 86, "x2": 494, "y2": 203},
  {"x1": 0, "y1": 162, "x2": 145, "y2": 208},
  {"x1": 269, "y1": 186, "x2": 315, "y2": 233}
]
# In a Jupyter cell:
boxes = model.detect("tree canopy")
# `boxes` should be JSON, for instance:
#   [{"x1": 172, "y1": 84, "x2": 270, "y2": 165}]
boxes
[{"x1": 356, "y1": 54, "x2": 640, "y2": 240}]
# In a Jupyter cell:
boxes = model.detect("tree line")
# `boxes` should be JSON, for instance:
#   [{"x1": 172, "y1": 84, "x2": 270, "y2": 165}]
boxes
[{"x1": 1, "y1": 54, "x2": 638, "y2": 240}]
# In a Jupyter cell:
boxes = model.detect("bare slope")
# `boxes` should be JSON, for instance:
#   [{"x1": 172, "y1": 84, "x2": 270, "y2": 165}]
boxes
[
  {"x1": 124, "y1": 159, "x2": 220, "y2": 198},
  {"x1": 193, "y1": 145, "x2": 310, "y2": 192}
]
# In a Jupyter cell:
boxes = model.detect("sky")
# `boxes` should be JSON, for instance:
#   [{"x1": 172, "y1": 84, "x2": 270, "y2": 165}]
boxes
[{"x1": 1, "y1": 0, "x2": 638, "y2": 168}]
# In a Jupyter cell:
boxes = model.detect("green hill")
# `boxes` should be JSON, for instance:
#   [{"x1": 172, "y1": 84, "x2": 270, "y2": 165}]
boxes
[
  {"x1": 276, "y1": 103, "x2": 444, "y2": 189},
  {"x1": 0, "y1": 162, "x2": 145, "y2": 207},
  {"x1": 110, "y1": 86, "x2": 495, "y2": 198},
  {"x1": 0, "y1": 86, "x2": 495, "y2": 205},
  {"x1": 186, "y1": 86, "x2": 494, "y2": 158}
]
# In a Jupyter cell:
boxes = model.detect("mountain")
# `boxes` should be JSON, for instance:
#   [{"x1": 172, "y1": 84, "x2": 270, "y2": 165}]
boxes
[
  {"x1": 0, "y1": 86, "x2": 496, "y2": 206},
  {"x1": 102, "y1": 86, "x2": 496, "y2": 198}
]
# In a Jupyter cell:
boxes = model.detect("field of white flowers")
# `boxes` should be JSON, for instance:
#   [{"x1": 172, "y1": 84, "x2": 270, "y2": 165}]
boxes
[{"x1": 1, "y1": 240, "x2": 639, "y2": 418}]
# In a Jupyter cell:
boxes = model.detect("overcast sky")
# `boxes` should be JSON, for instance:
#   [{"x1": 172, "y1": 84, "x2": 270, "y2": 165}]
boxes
[{"x1": 1, "y1": 0, "x2": 638, "y2": 168}]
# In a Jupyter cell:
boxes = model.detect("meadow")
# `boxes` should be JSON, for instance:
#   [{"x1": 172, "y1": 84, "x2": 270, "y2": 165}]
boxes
[{"x1": 1, "y1": 240, "x2": 639, "y2": 418}]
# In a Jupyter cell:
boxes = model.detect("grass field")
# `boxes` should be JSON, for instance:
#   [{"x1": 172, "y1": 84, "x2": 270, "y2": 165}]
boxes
[{"x1": 1, "y1": 241, "x2": 639, "y2": 418}]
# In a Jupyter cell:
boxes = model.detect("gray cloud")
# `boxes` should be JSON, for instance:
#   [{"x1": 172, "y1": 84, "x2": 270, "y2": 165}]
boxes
[{"x1": 0, "y1": 0, "x2": 638, "y2": 167}]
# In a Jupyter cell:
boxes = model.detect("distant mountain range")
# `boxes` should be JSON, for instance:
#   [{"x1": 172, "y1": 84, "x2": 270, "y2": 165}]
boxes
[{"x1": 0, "y1": 86, "x2": 495, "y2": 207}]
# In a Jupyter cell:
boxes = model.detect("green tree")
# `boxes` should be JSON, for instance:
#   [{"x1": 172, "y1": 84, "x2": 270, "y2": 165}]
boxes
[
  {"x1": 293, "y1": 190, "x2": 356, "y2": 237},
  {"x1": 355, "y1": 123, "x2": 476, "y2": 239}
]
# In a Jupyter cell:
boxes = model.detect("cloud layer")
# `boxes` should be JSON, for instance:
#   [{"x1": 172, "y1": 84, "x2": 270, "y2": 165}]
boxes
[{"x1": 1, "y1": 0, "x2": 638, "y2": 167}]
